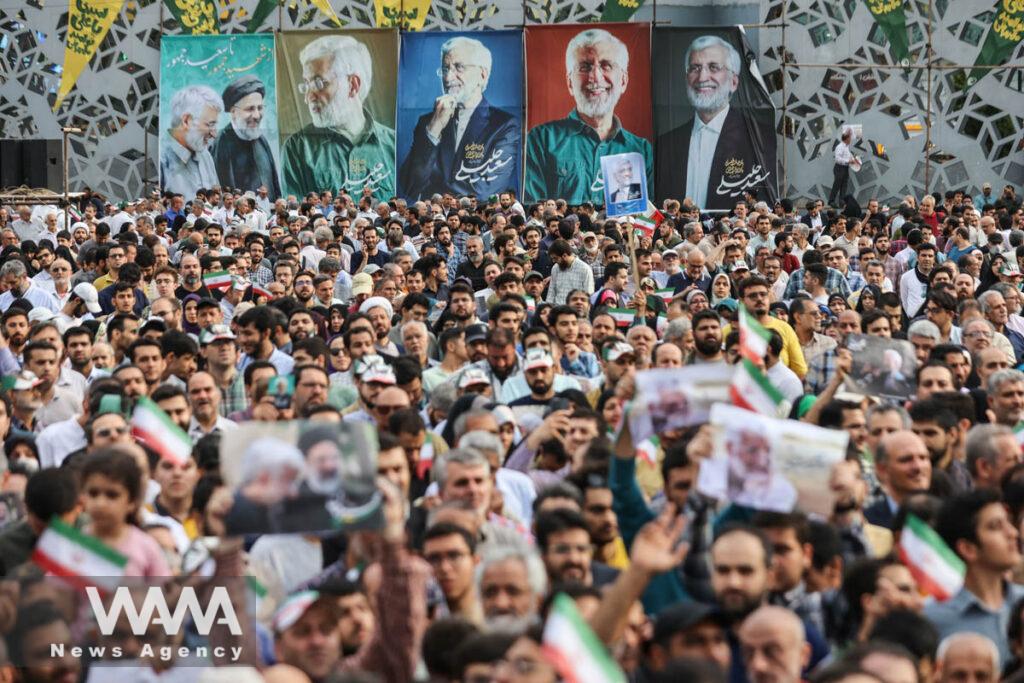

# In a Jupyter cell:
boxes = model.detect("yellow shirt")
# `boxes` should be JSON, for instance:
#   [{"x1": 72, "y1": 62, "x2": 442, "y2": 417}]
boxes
[
  {"x1": 724, "y1": 316, "x2": 808, "y2": 378},
  {"x1": 598, "y1": 536, "x2": 631, "y2": 570},
  {"x1": 93, "y1": 273, "x2": 115, "y2": 291}
]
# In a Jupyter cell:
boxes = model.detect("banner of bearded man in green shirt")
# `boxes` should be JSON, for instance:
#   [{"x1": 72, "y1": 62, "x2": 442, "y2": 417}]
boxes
[
  {"x1": 278, "y1": 32, "x2": 398, "y2": 201},
  {"x1": 525, "y1": 25, "x2": 654, "y2": 205}
]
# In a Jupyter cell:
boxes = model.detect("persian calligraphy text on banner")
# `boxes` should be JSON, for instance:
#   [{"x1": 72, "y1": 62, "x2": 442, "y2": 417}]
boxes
[{"x1": 54, "y1": 0, "x2": 125, "y2": 110}]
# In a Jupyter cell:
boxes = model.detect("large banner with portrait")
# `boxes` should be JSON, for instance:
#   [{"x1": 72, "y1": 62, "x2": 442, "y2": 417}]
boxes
[
  {"x1": 396, "y1": 31, "x2": 523, "y2": 202},
  {"x1": 159, "y1": 35, "x2": 281, "y2": 201},
  {"x1": 276, "y1": 30, "x2": 399, "y2": 200},
  {"x1": 524, "y1": 23, "x2": 652, "y2": 206},
  {"x1": 652, "y1": 27, "x2": 777, "y2": 211}
]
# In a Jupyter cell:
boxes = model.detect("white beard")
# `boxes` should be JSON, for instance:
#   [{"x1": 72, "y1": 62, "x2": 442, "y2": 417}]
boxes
[
  {"x1": 687, "y1": 82, "x2": 734, "y2": 115},
  {"x1": 184, "y1": 126, "x2": 212, "y2": 153},
  {"x1": 231, "y1": 118, "x2": 263, "y2": 142},
  {"x1": 310, "y1": 92, "x2": 363, "y2": 138},
  {"x1": 572, "y1": 82, "x2": 621, "y2": 119}
]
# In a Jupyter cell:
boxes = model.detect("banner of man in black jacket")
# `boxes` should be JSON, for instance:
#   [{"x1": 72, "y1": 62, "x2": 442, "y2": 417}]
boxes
[{"x1": 653, "y1": 27, "x2": 778, "y2": 211}]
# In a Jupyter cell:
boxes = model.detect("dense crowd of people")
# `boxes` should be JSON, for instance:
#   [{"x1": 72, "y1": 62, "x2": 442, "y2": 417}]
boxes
[{"x1": 0, "y1": 180, "x2": 1021, "y2": 683}]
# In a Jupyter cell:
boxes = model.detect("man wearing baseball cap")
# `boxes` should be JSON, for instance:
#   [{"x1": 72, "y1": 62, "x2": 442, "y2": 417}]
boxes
[
  {"x1": 54, "y1": 282, "x2": 103, "y2": 332},
  {"x1": 200, "y1": 324, "x2": 246, "y2": 417},
  {"x1": 507, "y1": 349, "x2": 557, "y2": 422}
]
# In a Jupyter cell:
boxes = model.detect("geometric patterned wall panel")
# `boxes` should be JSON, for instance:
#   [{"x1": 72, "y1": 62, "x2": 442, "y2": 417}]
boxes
[{"x1": 2, "y1": 0, "x2": 1022, "y2": 205}]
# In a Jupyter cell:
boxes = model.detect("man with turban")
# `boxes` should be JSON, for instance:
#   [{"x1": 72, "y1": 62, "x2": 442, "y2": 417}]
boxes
[{"x1": 212, "y1": 75, "x2": 282, "y2": 199}]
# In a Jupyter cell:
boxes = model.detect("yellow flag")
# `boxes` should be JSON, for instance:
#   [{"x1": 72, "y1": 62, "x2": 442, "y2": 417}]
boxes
[
  {"x1": 374, "y1": 0, "x2": 431, "y2": 29},
  {"x1": 308, "y1": 0, "x2": 344, "y2": 26},
  {"x1": 54, "y1": 0, "x2": 125, "y2": 110}
]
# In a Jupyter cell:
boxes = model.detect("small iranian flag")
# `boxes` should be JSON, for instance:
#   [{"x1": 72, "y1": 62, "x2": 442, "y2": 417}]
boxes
[
  {"x1": 608, "y1": 308, "x2": 637, "y2": 328},
  {"x1": 655, "y1": 314, "x2": 668, "y2": 336},
  {"x1": 655, "y1": 288, "x2": 675, "y2": 304},
  {"x1": 637, "y1": 435, "x2": 660, "y2": 465},
  {"x1": 898, "y1": 514, "x2": 965, "y2": 601},
  {"x1": 543, "y1": 593, "x2": 626, "y2": 683},
  {"x1": 32, "y1": 518, "x2": 126, "y2": 592},
  {"x1": 203, "y1": 270, "x2": 232, "y2": 291},
  {"x1": 644, "y1": 200, "x2": 665, "y2": 227},
  {"x1": 730, "y1": 358, "x2": 785, "y2": 416},
  {"x1": 525, "y1": 296, "x2": 537, "y2": 313},
  {"x1": 630, "y1": 215, "x2": 656, "y2": 237},
  {"x1": 738, "y1": 304, "x2": 771, "y2": 364},
  {"x1": 251, "y1": 283, "x2": 274, "y2": 301},
  {"x1": 132, "y1": 397, "x2": 192, "y2": 466}
]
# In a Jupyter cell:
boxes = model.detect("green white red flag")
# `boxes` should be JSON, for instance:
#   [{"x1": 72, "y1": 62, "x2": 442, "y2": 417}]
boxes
[
  {"x1": 644, "y1": 200, "x2": 664, "y2": 226},
  {"x1": 898, "y1": 513, "x2": 965, "y2": 601},
  {"x1": 543, "y1": 593, "x2": 626, "y2": 683},
  {"x1": 608, "y1": 308, "x2": 637, "y2": 328},
  {"x1": 203, "y1": 270, "x2": 232, "y2": 291},
  {"x1": 738, "y1": 304, "x2": 771, "y2": 364},
  {"x1": 630, "y1": 215, "x2": 656, "y2": 238},
  {"x1": 32, "y1": 518, "x2": 127, "y2": 592},
  {"x1": 730, "y1": 358, "x2": 785, "y2": 416},
  {"x1": 131, "y1": 396, "x2": 192, "y2": 466}
]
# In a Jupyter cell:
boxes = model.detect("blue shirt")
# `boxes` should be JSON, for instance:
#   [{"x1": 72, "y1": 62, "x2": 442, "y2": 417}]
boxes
[{"x1": 924, "y1": 581, "x2": 1024, "y2": 666}]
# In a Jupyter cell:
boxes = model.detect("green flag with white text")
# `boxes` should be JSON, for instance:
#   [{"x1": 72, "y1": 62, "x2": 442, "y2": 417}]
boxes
[{"x1": 967, "y1": 0, "x2": 1024, "y2": 87}]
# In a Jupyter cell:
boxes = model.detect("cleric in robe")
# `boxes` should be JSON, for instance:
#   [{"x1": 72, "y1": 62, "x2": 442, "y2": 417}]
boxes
[
  {"x1": 212, "y1": 75, "x2": 282, "y2": 200},
  {"x1": 398, "y1": 37, "x2": 520, "y2": 200},
  {"x1": 654, "y1": 35, "x2": 776, "y2": 210}
]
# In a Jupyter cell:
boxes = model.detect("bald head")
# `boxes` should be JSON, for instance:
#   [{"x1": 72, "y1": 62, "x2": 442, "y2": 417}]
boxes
[
  {"x1": 738, "y1": 606, "x2": 808, "y2": 683},
  {"x1": 937, "y1": 633, "x2": 998, "y2": 683}
]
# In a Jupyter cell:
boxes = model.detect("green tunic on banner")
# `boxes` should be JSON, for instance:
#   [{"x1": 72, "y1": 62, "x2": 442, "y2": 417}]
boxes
[
  {"x1": 525, "y1": 110, "x2": 652, "y2": 205},
  {"x1": 281, "y1": 114, "x2": 396, "y2": 200}
]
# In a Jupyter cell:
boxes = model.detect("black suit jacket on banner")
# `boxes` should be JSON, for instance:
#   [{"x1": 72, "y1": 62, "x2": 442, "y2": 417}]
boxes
[
  {"x1": 655, "y1": 106, "x2": 777, "y2": 210},
  {"x1": 398, "y1": 97, "x2": 520, "y2": 201}
]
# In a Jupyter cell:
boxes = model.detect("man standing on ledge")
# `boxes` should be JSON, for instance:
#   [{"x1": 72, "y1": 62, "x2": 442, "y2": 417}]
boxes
[{"x1": 525, "y1": 28, "x2": 652, "y2": 205}]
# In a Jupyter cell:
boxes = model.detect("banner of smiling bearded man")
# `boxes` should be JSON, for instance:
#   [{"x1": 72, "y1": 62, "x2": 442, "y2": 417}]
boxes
[
  {"x1": 396, "y1": 30, "x2": 523, "y2": 202},
  {"x1": 159, "y1": 35, "x2": 281, "y2": 201},
  {"x1": 524, "y1": 23, "x2": 652, "y2": 205},
  {"x1": 277, "y1": 30, "x2": 399, "y2": 201},
  {"x1": 652, "y1": 27, "x2": 778, "y2": 211}
]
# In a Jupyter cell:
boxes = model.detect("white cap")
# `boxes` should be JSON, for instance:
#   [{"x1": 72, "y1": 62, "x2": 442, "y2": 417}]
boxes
[
  {"x1": 28, "y1": 307, "x2": 55, "y2": 324},
  {"x1": 72, "y1": 282, "x2": 102, "y2": 313}
]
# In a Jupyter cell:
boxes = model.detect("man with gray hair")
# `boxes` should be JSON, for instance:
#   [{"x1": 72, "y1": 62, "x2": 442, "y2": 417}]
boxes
[
  {"x1": 281, "y1": 35, "x2": 396, "y2": 199},
  {"x1": 986, "y1": 368, "x2": 1024, "y2": 430},
  {"x1": 399, "y1": 36, "x2": 519, "y2": 200},
  {"x1": 160, "y1": 84, "x2": 222, "y2": 198},
  {"x1": 475, "y1": 543, "x2": 547, "y2": 631},
  {"x1": 655, "y1": 34, "x2": 777, "y2": 210},
  {"x1": 935, "y1": 632, "x2": 1000, "y2": 683},
  {"x1": 965, "y1": 423, "x2": 1020, "y2": 490},
  {"x1": 0, "y1": 260, "x2": 59, "y2": 313},
  {"x1": 525, "y1": 27, "x2": 652, "y2": 204}
]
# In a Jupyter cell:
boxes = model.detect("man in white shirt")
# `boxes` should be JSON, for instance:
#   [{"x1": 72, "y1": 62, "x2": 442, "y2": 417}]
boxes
[
  {"x1": 0, "y1": 260, "x2": 58, "y2": 313},
  {"x1": 827, "y1": 128, "x2": 858, "y2": 207},
  {"x1": 11, "y1": 205, "x2": 45, "y2": 243}
]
